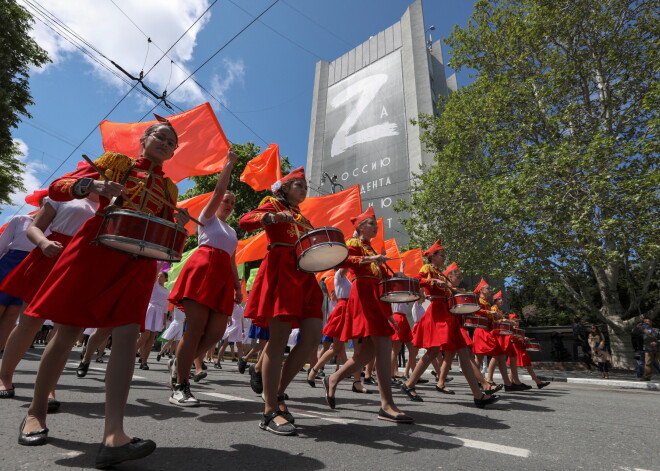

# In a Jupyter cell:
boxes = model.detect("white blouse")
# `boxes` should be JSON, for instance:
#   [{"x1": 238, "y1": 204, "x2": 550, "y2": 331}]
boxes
[{"x1": 198, "y1": 213, "x2": 238, "y2": 255}]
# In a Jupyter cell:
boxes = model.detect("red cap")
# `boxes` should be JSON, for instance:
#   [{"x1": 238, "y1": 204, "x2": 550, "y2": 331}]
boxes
[
  {"x1": 473, "y1": 278, "x2": 489, "y2": 294},
  {"x1": 272, "y1": 166, "x2": 306, "y2": 192},
  {"x1": 493, "y1": 290, "x2": 503, "y2": 299},
  {"x1": 350, "y1": 206, "x2": 376, "y2": 227},
  {"x1": 443, "y1": 261, "x2": 459, "y2": 276},
  {"x1": 25, "y1": 189, "x2": 49, "y2": 207},
  {"x1": 423, "y1": 239, "x2": 444, "y2": 257}
]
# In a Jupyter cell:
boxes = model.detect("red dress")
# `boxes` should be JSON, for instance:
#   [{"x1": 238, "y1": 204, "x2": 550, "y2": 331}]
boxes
[
  {"x1": 338, "y1": 238, "x2": 394, "y2": 341},
  {"x1": 471, "y1": 297, "x2": 505, "y2": 356},
  {"x1": 510, "y1": 339, "x2": 531, "y2": 367},
  {"x1": 390, "y1": 311, "x2": 413, "y2": 343},
  {"x1": 412, "y1": 265, "x2": 471, "y2": 351},
  {"x1": 23, "y1": 153, "x2": 179, "y2": 329},
  {"x1": 322, "y1": 298, "x2": 348, "y2": 339},
  {"x1": 239, "y1": 196, "x2": 323, "y2": 327}
]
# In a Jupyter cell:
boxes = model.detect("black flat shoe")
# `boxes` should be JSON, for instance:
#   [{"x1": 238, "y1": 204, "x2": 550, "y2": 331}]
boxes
[
  {"x1": 18, "y1": 416, "x2": 48, "y2": 446},
  {"x1": 238, "y1": 357, "x2": 248, "y2": 374},
  {"x1": 484, "y1": 383, "x2": 503, "y2": 395},
  {"x1": 249, "y1": 365, "x2": 263, "y2": 394},
  {"x1": 322, "y1": 377, "x2": 336, "y2": 409},
  {"x1": 351, "y1": 381, "x2": 372, "y2": 394},
  {"x1": 192, "y1": 372, "x2": 207, "y2": 382},
  {"x1": 259, "y1": 411, "x2": 297, "y2": 436},
  {"x1": 474, "y1": 394, "x2": 500, "y2": 409},
  {"x1": 416, "y1": 378, "x2": 430, "y2": 384},
  {"x1": 537, "y1": 381, "x2": 550, "y2": 389},
  {"x1": 0, "y1": 386, "x2": 15, "y2": 398},
  {"x1": 377, "y1": 408, "x2": 414, "y2": 424},
  {"x1": 400, "y1": 383, "x2": 423, "y2": 402},
  {"x1": 47, "y1": 397, "x2": 61, "y2": 413},
  {"x1": 214, "y1": 362, "x2": 222, "y2": 369},
  {"x1": 95, "y1": 437, "x2": 156, "y2": 469},
  {"x1": 435, "y1": 386, "x2": 455, "y2": 395},
  {"x1": 306, "y1": 367, "x2": 317, "y2": 388},
  {"x1": 76, "y1": 362, "x2": 90, "y2": 378}
]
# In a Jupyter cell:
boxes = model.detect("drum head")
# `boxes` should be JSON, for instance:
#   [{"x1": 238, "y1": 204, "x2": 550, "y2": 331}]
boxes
[
  {"x1": 449, "y1": 303, "x2": 479, "y2": 314},
  {"x1": 298, "y1": 244, "x2": 348, "y2": 273},
  {"x1": 97, "y1": 235, "x2": 182, "y2": 262},
  {"x1": 379, "y1": 291, "x2": 421, "y2": 303}
]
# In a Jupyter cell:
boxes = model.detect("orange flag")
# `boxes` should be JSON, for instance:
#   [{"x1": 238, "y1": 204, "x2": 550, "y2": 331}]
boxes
[
  {"x1": 240, "y1": 143, "x2": 282, "y2": 191},
  {"x1": 99, "y1": 102, "x2": 230, "y2": 183},
  {"x1": 324, "y1": 276, "x2": 335, "y2": 294},
  {"x1": 315, "y1": 269, "x2": 335, "y2": 284},
  {"x1": 384, "y1": 238, "x2": 401, "y2": 273},
  {"x1": 176, "y1": 191, "x2": 212, "y2": 234},
  {"x1": 301, "y1": 185, "x2": 363, "y2": 239},
  {"x1": 401, "y1": 248, "x2": 424, "y2": 277},
  {"x1": 235, "y1": 232, "x2": 268, "y2": 265},
  {"x1": 368, "y1": 217, "x2": 386, "y2": 254}
]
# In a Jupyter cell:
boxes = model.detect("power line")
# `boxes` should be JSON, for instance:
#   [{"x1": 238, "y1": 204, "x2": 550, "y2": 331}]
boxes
[{"x1": 280, "y1": 0, "x2": 353, "y2": 48}]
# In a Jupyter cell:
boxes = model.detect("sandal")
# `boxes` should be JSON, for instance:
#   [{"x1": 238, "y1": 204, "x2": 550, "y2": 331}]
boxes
[
  {"x1": 351, "y1": 380, "x2": 371, "y2": 394},
  {"x1": 277, "y1": 395, "x2": 295, "y2": 424},
  {"x1": 435, "y1": 386, "x2": 455, "y2": 395},
  {"x1": 259, "y1": 410, "x2": 296, "y2": 436}
]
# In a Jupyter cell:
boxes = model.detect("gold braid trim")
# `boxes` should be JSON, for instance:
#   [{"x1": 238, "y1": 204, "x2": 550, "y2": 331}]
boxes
[
  {"x1": 94, "y1": 152, "x2": 132, "y2": 182},
  {"x1": 346, "y1": 238, "x2": 362, "y2": 248},
  {"x1": 165, "y1": 178, "x2": 179, "y2": 203},
  {"x1": 258, "y1": 195, "x2": 282, "y2": 211},
  {"x1": 346, "y1": 238, "x2": 379, "y2": 276}
]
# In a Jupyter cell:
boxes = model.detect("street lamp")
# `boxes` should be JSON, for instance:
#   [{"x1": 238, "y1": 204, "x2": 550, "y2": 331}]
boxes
[{"x1": 425, "y1": 25, "x2": 436, "y2": 50}]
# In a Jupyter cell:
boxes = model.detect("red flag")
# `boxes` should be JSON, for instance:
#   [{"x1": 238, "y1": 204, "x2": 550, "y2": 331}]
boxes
[
  {"x1": 384, "y1": 239, "x2": 401, "y2": 273},
  {"x1": 401, "y1": 248, "x2": 424, "y2": 277},
  {"x1": 176, "y1": 191, "x2": 212, "y2": 234},
  {"x1": 240, "y1": 143, "x2": 282, "y2": 191},
  {"x1": 301, "y1": 185, "x2": 363, "y2": 239},
  {"x1": 235, "y1": 232, "x2": 268, "y2": 265},
  {"x1": 100, "y1": 102, "x2": 230, "y2": 183}
]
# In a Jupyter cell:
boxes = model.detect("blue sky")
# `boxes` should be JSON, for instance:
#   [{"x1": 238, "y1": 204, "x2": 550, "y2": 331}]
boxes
[{"x1": 3, "y1": 0, "x2": 476, "y2": 223}]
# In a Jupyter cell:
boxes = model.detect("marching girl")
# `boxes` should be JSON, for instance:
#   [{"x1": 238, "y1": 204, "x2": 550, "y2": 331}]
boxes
[
  {"x1": 238, "y1": 167, "x2": 324, "y2": 436},
  {"x1": 167, "y1": 149, "x2": 241, "y2": 406},
  {"x1": 0, "y1": 193, "x2": 97, "y2": 402},
  {"x1": 488, "y1": 292, "x2": 529, "y2": 389},
  {"x1": 390, "y1": 298, "x2": 416, "y2": 380},
  {"x1": 307, "y1": 269, "x2": 369, "y2": 393},
  {"x1": 17, "y1": 121, "x2": 187, "y2": 469},
  {"x1": 322, "y1": 207, "x2": 413, "y2": 423},
  {"x1": 0, "y1": 211, "x2": 37, "y2": 353},
  {"x1": 473, "y1": 279, "x2": 520, "y2": 391},
  {"x1": 136, "y1": 271, "x2": 169, "y2": 370},
  {"x1": 400, "y1": 241, "x2": 499, "y2": 408},
  {"x1": 508, "y1": 314, "x2": 550, "y2": 389}
]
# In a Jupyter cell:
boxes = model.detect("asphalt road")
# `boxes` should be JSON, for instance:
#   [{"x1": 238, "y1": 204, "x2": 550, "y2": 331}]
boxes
[{"x1": 1, "y1": 346, "x2": 658, "y2": 471}]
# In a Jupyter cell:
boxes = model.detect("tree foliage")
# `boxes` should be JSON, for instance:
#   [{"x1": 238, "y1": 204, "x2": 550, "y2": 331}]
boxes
[
  {"x1": 0, "y1": 0, "x2": 50, "y2": 206},
  {"x1": 399, "y1": 0, "x2": 659, "y2": 366}
]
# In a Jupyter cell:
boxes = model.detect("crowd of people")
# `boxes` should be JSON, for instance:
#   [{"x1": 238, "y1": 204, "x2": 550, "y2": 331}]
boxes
[{"x1": 0, "y1": 120, "x2": 614, "y2": 469}]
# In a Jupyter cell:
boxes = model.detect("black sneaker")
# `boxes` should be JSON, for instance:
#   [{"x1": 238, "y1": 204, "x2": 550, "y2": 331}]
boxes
[
  {"x1": 238, "y1": 357, "x2": 248, "y2": 374},
  {"x1": 169, "y1": 382, "x2": 200, "y2": 407},
  {"x1": 259, "y1": 411, "x2": 296, "y2": 436},
  {"x1": 76, "y1": 362, "x2": 90, "y2": 378},
  {"x1": 249, "y1": 364, "x2": 263, "y2": 394}
]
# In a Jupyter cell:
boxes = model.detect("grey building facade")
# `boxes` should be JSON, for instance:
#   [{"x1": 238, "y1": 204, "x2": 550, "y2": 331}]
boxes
[{"x1": 306, "y1": 0, "x2": 457, "y2": 244}]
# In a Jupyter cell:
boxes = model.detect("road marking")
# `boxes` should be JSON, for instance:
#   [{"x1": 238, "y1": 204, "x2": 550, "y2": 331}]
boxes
[
  {"x1": 59, "y1": 451, "x2": 83, "y2": 458},
  {"x1": 66, "y1": 362, "x2": 145, "y2": 379},
  {"x1": 410, "y1": 431, "x2": 531, "y2": 457},
  {"x1": 200, "y1": 392, "x2": 257, "y2": 402}
]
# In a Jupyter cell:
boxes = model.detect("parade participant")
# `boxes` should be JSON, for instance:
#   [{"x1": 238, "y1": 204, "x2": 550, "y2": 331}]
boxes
[
  {"x1": 400, "y1": 241, "x2": 499, "y2": 408},
  {"x1": 472, "y1": 279, "x2": 520, "y2": 391},
  {"x1": 156, "y1": 307, "x2": 185, "y2": 361},
  {"x1": 167, "y1": 149, "x2": 240, "y2": 407},
  {"x1": 322, "y1": 207, "x2": 413, "y2": 423},
  {"x1": 217, "y1": 303, "x2": 247, "y2": 366},
  {"x1": 239, "y1": 167, "x2": 324, "y2": 436},
  {"x1": 307, "y1": 269, "x2": 368, "y2": 393},
  {"x1": 0, "y1": 193, "x2": 97, "y2": 400},
  {"x1": 136, "y1": 272, "x2": 169, "y2": 370},
  {"x1": 405, "y1": 293, "x2": 425, "y2": 378},
  {"x1": 390, "y1": 298, "x2": 416, "y2": 380},
  {"x1": 17, "y1": 121, "x2": 187, "y2": 469},
  {"x1": 509, "y1": 314, "x2": 550, "y2": 389},
  {"x1": 0, "y1": 212, "x2": 37, "y2": 353},
  {"x1": 237, "y1": 323, "x2": 268, "y2": 376}
]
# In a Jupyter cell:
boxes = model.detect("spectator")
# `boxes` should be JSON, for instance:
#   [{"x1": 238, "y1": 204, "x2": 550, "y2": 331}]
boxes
[
  {"x1": 631, "y1": 322, "x2": 645, "y2": 379},
  {"x1": 641, "y1": 318, "x2": 660, "y2": 382},
  {"x1": 587, "y1": 326, "x2": 610, "y2": 379}
]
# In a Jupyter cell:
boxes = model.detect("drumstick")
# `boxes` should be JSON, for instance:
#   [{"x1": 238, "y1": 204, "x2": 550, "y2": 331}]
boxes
[
  {"x1": 286, "y1": 211, "x2": 314, "y2": 232},
  {"x1": 81, "y1": 154, "x2": 141, "y2": 211}
]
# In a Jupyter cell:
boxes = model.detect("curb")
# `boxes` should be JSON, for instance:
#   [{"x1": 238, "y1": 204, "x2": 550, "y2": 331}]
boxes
[{"x1": 492, "y1": 373, "x2": 660, "y2": 390}]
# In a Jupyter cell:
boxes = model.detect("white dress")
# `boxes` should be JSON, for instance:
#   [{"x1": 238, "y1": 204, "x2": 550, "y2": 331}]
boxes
[
  {"x1": 144, "y1": 281, "x2": 170, "y2": 332},
  {"x1": 161, "y1": 307, "x2": 185, "y2": 341},
  {"x1": 223, "y1": 304, "x2": 245, "y2": 343}
]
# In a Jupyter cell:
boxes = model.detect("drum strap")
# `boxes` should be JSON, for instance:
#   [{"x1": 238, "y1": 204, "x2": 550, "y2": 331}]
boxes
[
  {"x1": 112, "y1": 162, "x2": 137, "y2": 210},
  {"x1": 267, "y1": 243, "x2": 295, "y2": 250}
]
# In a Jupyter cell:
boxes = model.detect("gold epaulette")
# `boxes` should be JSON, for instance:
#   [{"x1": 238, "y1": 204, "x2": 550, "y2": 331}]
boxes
[
  {"x1": 419, "y1": 264, "x2": 433, "y2": 275},
  {"x1": 165, "y1": 178, "x2": 179, "y2": 203},
  {"x1": 94, "y1": 152, "x2": 132, "y2": 182},
  {"x1": 345, "y1": 238, "x2": 362, "y2": 248}
]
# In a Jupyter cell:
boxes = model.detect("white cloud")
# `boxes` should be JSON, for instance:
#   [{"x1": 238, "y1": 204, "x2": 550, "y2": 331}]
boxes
[
  {"x1": 210, "y1": 58, "x2": 246, "y2": 107},
  {"x1": 1, "y1": 139, "x2": 48, "y2": 224},
  {"x1": 19, "y1": 0, "x2": 216, "y2": 105}
]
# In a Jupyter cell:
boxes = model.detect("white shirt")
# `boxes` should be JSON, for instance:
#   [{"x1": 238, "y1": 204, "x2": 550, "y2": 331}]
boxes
[
  {"x1": 230, "y1": 303, "x2": 244, "y2": 324},
  {"x1": 391, "y1": 302, "x2": 409, "y2": 315},
  {"x1": 148, "y1": 281, "x2": 170, "y2": 311},
  {"x1": 46, "y1": 197, "x2": 97, "y2": 236},
  {"x1": 0, "y1": 215, "x2": 36, "y2": 254},
  {"x1": 198, "y1": 213, "x2": 238, "y2": 255},
  {"x1": 334, "y1": 270, "x2": 352, "y2": 299},
  {"x1": 412, "y1": 302, "x2": 426, "y2": 323}
]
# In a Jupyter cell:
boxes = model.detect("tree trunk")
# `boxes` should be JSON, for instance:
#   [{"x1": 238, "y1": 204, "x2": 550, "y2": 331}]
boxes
[{"x1": 603, "y1": 318, "x2": 636, "y2": 369}]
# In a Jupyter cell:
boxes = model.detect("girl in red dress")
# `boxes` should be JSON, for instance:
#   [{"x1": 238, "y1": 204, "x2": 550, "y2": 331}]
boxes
[
  {"x1": 390, "y1": 299, "x2": 416, "y2": 379},
  {"x1": 18, "y1": 122, "x2": 187, "y2": 469},
  {"x1": 322, "y1": 207, "x2": 413, "y2": 424},
  {"x1": 400, "y1": 241, "x2": 499, "y2": 408},
  {"x1": 508, "y1": 314, "x2": 550, "y2": 389},
  {"x1": 167, "y1": 149, "x2": 241, "y2": 406},
  {"x1": 238, "y1": 167, "x2": 324, "y2": 436}
]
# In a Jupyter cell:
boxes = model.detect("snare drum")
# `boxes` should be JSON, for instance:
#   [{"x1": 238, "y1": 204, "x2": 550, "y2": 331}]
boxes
[
  {"x1": 512, "y1": 327, "x2": 525, "y2": 338},
  {"x1": 96, "y1": 208, "x2": 187, "y2": 262},
  {"x1": 463, "y1": 315, "x2": 489, "y2": 329},
  {"x1": 524, "y1": 339, "x2": 541, "y2": 352},
  {"x1": 295, "y1": 227, "x2": 348, "y2": 273},
  {"x1": 378, "y1": 277, "x2": 421, "y2": 303},
  {"x1": 448, "y1": 293, "x2": 479, "y2": 314},
  {"x1": 492, "y1": 320, "x2": 514, "y2": 335}
]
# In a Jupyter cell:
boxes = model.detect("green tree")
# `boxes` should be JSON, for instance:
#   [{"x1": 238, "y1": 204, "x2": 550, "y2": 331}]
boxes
[
  {"x1": 0, "y1": 0, "x2": 50, "y2": 206},
  {"x1": 399, "y1": 0, "x2": 659, "y2": 367}
]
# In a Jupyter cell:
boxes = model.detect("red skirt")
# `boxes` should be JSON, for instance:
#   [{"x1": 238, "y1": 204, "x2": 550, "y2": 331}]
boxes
[
  {"x1": 322, "y1": 298, "x2": 348, "y2": 339},
  {"x1": 169, "y1": 245, "x2": 234, "y2": 315},
  {"x1": 412, "y1": 299, "x2": 471, "y2": 351},
  {"x1": 497, "y1": 334, "x2": 518, "y2": 357},
  {"x1": 390, "y1": 312, "x2": 413, "y2": 343},
  {"x1": 472, "y1": 322, "x2": 505, "y2": 356},
  {"x1": 510, "y1": 341, "x2": 531, "y2": 367},
  {"x1": 23, "y1": 215, "x2": 156, "y2": 329},
  {"x1": 0, "y1": 232, "x2": 73, "y2": 304},
  {"x1": 339, "y1": 277, "x2": 394, "y2": 341},
  {"x1": 244, "y1": 246, "x2": 323, "y2": 328}
]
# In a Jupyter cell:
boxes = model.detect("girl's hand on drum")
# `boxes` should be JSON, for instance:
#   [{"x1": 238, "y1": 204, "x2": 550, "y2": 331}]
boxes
[
  {"x1": 90, "y1": 180, "x2": 125, "y2": 198},
  {"x1": 174, "y1": 208, "x2": 191, "y2": 225},
  {"x1": 38, "y1": 239, "x2": 63, "y2": 257}
]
